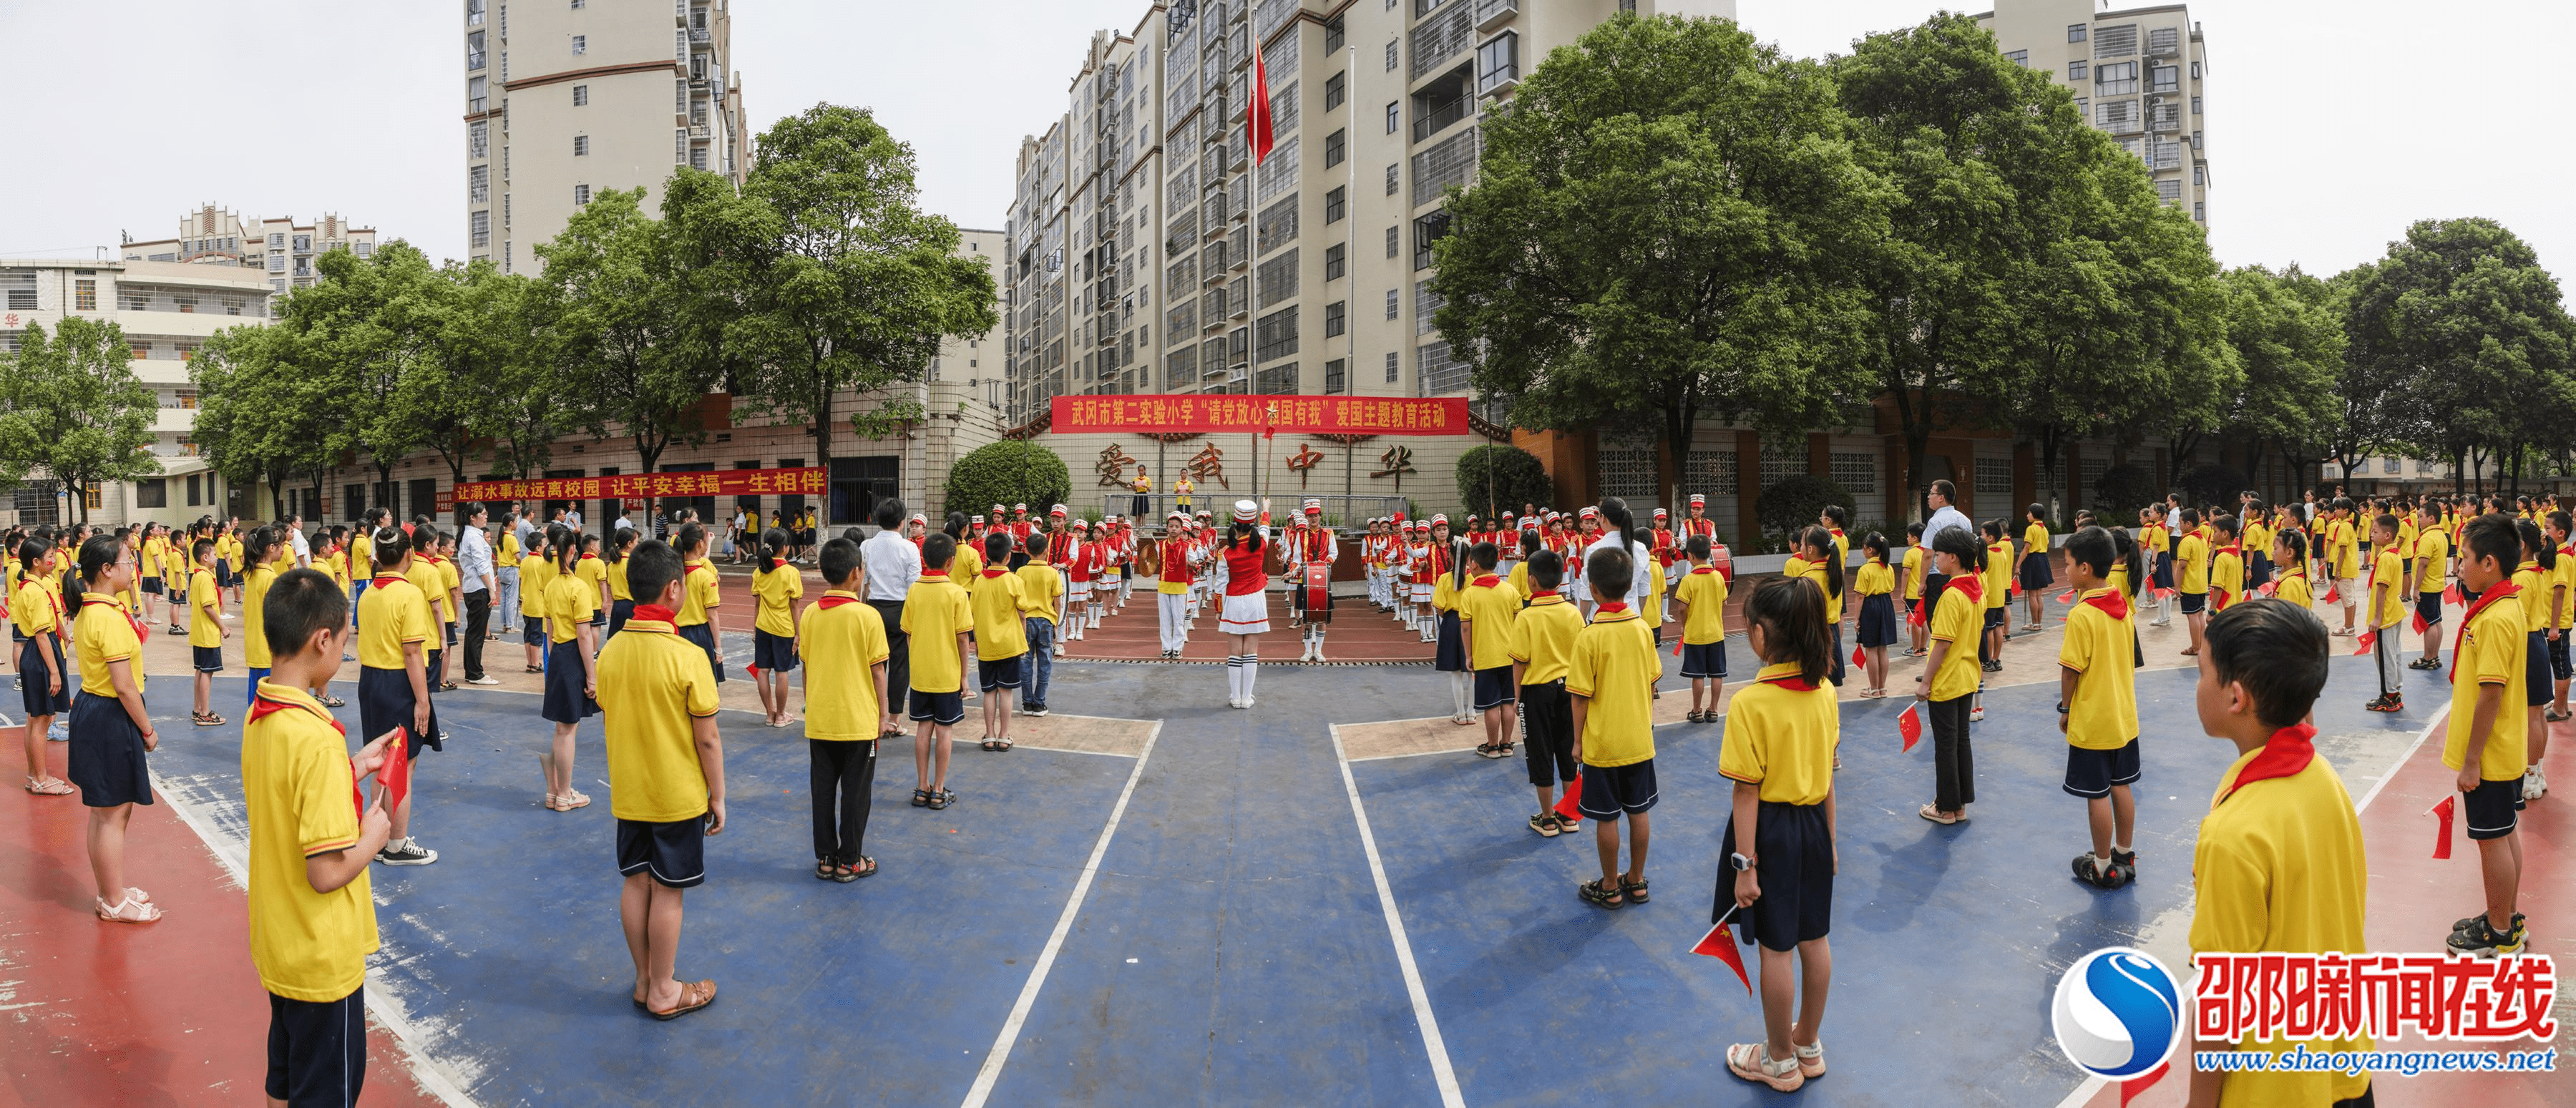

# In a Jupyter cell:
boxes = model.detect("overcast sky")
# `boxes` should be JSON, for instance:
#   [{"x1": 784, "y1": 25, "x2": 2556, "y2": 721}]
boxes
[{"x1": 4, "y1": 0, "x2": 2568, "y2": 283}]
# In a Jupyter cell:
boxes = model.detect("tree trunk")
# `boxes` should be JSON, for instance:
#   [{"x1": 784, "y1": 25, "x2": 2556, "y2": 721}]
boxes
[{"x1": 814, "y1": 381, "x2": 836, "y2": 526}]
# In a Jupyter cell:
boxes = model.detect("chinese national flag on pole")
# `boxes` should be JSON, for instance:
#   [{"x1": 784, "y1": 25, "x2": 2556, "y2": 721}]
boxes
[
  {"x1": 1691, "y1": 909, "x2": 1752, "y2": 994},
  {"x1": 1249, "y1": 44, "x2": 1277, "y2": 166}
]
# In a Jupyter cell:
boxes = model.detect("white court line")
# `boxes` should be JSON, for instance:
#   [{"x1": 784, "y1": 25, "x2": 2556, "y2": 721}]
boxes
[
  {"x1": 152, "y1": 770, "x2": 482, "y2": 1108},
  {"x1": 1330, "y1": 723, "x2": 1468, "y2": 1108},
  {"x1": 2046, "y1": 699, "x2": 2452, "y2": 1108},
  {"x1": 960, "y1": 720, "x2": 1163, "y2": 1108}
]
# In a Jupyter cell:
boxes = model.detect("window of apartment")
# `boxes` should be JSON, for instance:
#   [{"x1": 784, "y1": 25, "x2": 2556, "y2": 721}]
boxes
[
  {"x1": 574, "y1": 134, "x2": 590, "y2": 156},
  {"x1": 2156, "y1": 179, "x2": 2182, "y2": 201},
  {"x1": 1324, "y1": 72, "x2": 1345, "y2": 112},
  {"x1": 135, "y1": 479, "x2": 167, "y2": 509},
  {"x1": 174, "y1": 296, "x2": 197, "y2": 314},
  {"x1": 573, "y1": 84, "x2": 589, "y2": 106},
  {"x1": 470, "y1": 164, "x2": 489, "y2": 202},
  {"x1": 467, "y1": 0, "x2": 484, "y2": 25},
  {"x1": 1385, "y1": 350, "x2": 1400, "y2": 383},
  {"x1": 0, "y1": 271, "x2": 29, "y2": 310},
  {"x1": 467, "y1": 30, "x2": 487, "y2": 71},
  {"x1": 2094, "y1": 61, "x2": 2137, "y2": 95},
  {"x1": 1385, "y1": 101, "x2": 1399, "y2": 134},
  {"x1": 504, "y1": 193, "x2": 512, "y2": 227},
  {"x1": 2193, "y1": 164, "x2": 2204, "y2": 186},
  {"x1": 84, "y1": 483, "x2": 101, "y2": 511},
  {"x1": 471, "y1": 210, "x2": 491, "y2": 247},
  {"x1": 2192, "y1": 95, "x2": 2201, "y2": 115},
  {"x1": 177, "y1": 388, "x2": 197, "y2": 408},
  {"x1": 575, "y1": 184, "x2": 592, "y2": 205},
  {"x1": 2384, "y1": 456, "x2": 2402, "y2": 474},
  {"x1": 1385, "y1": 163, "x2": 1400, "y2": 196},
  {"x1": 2191, "y1": 62, "x2": 2200, "y2": 80},
  {"x1": 122, "y1": 290, "x2": 150, "y2": 310},
  {"x1": 2150, "y1": 64, "x2": 2179, "y2": 94},
  {"x1": 1385, "y1": 225, "x2": 1400, "y2": 259},
  {"x1": 224, "y1": 298, "x2": 243, "y2": 316},
  {"x1": 1385, "y1": 288, "x2": 1399, "y2": 320},
  {"x1": 1412, "y1": 210, "x2": 1450, "y2": 271},
  {"x1": 570, "y1": 0, "x2": 583, "y2": 8},
  {"x1": 1321, "y1": 128, "x2": 1345, "y2": 169},
  {"x1": 1325, "y1": 185, "x2": 1347, "y2": 224},
  {"x1": 268, "y1": 253, "x2": 287, "y2": 273},
  {"x1": 74, "y1": 280, "x2": 95, "y2": 311},
  {"x1": 571, "y1": 34, "x2": 586, "y2": 55},
  {"x1": 1385, "y1": 39, "x2": 1398, "y2": 72},
  {"x1": 1325, "y1": 14, "x2": 1345, "y2": 54},
  {"x1": 2068, "y1": 24, "x2": 2087, "y2": 42},
  {"x1": 2192, "y1": 129, "x2": 2202, "y2": 149},
  {"x1": 293, "y1": 235, "x2": 311, "y2": 253},
  {"x1": 186, "y1": 474, "x2": 201, "y2": 504},
  {"x1": 1324, "y1": 358, "x2": 1346, "y2": 395},
  {"x1": 469, "y1": 120, "x2": 488, "y2": 159},
  {"x1": 1478, "y1": 31, "x2": 1520, "y2": 94},
  {"x1": 2067, "y1": 59, "x2": 2087, "y2": 80},
  {"x1": 1325, "y1": 300, "x2": 1346, "y2": 338},
  {"x1": 1324, "y1": 242, "x2": 1345, "y2": 281},
  {"x1": 2004, "y1": 49, "x2": 2028, "y2": 68},
  {"x1": 467, "y1": 75, "x2": 488, "y2": 114}
]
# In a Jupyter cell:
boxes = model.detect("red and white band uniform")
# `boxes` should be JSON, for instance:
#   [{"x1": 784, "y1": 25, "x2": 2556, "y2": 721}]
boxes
[
  {"x1": 1288, "y1": 524, "x2": 1337, "y2": 661},
  {"x1": 1156, "y1": 531, "x2": 1195, "y2": 656}
]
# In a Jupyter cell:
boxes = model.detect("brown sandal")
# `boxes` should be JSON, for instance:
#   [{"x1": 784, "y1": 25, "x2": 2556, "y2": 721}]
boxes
[{"x1": 648, "y1": 979, "x2": 717, "y2": 1020}]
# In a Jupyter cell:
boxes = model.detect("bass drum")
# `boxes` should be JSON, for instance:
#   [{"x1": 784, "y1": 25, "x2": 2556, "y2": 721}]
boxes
[{"x1": 1302, "y1": 563, "x2": 1333, "y2": 624}]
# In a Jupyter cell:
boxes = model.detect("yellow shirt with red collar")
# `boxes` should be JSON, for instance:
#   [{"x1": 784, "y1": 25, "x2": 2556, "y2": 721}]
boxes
[
  {"x1": 1717, "y1": 661, "x2": 1838, "y2": 805},
  {"x1": 2058, "y1": 587, "x2": 2137, "y2": 750},
  {"x1": 1566, "y1": 602, "x2": 1657, "y2": 768},
  {"x1": 2444, "y1": 584, "x2": 2528, "y2": 782},
  {"x1": 2208, "y1": 544, "x2": 2244, "y2": 612},
  {"x1": 242, "y1": 683, "x2": 378, "y2": 1002},
  {"x1": 74, "y1": 591, "x2": 145, "y2": 697},
  {"x1": 1456, "y1": 574, "x2": 1520, "y2": 671},
  {"x1": 597, "y1": 606, "x2": 721, "y2": 822},
  {"x1": 798, "y1": 591, "x2": 890, "y2": 740}
]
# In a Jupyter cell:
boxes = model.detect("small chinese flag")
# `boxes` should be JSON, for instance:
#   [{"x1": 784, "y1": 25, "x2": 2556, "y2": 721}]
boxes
[
  {"x1": 1672, "y1": 635, "x2": 1684, "y2": 657},
  {"x1": 2323, "y1": 587, "x2": 2341, "y2": 604},
  {"x1": 2445, "y1": 582, "x2": 2464, "y2": 606},
  {"x1": 1907, "y1": 602, "x2": 1927, "y2": 627},
  {"x1": 1898, "y1": 702, "x2": 1923, "y2": 752},
  {"x1": 1553, "y1": 774, "x2": 1584, "y2": 821},
  {"x1": 2155, "y1": 587, "x2": 2176, "y2": 600},
  {"x1": 2258, "y1": 581, "x2": 2278, "y2": 598},
  {"x1": 746, "y1": 664, "x2": 761, "y2": 680},
  {"x1": 2353, "y1": 629, "x2": 2376, "y2": 655},
  {"x1": 2057, "y1": 589, "x2": 2077, "y2": 604},
  {"x1": 1691, "y1": 908, "x2": 1752, "y2": 994},
  {"x1": 2119, "y1": 1062, "x2": 2167, "y2": 1106},
  {"x1": 2412, "y1": 610, "x2": 2430, "y2": 634},
  {"x1": 2430, "y1": 795, "x2": 2455, "y2": 860},
  {"x1": 1851, "y1": 642, "x2": 1867, "y2": 667}
]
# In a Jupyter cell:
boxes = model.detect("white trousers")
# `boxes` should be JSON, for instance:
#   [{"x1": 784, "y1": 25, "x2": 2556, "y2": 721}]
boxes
[{"x1": 1159, "y1": 592, "x2": 1189, "y2": 652}]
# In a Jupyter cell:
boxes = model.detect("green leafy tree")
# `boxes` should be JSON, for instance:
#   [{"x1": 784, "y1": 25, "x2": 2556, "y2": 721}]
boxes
[
  {"x1": 1433, "y1": 14, "x2": 1884, "y2": 511},
  {"x1": 944, "y1": 441, "x2": 1069, "y2": 521},
  {"x1": 289, "y1": 242, "x2": 436, "y2": 513},
  {"x1": 1755, "y1": 474, "x2": 1855, "y2": 548},
  {"x1": 728, "y1": 105, "x2": 999, "y2": 523},
  {"x1": 2215, "y1": 264, "x2": 2343, "y2": 496},
  {"x1": 0, "y1": 318, "x2": 161, "y2": 523},
  {"x1": 2089, "y1": 463, "x2": 2162, "y2": 519},
  {"x1": 189, "y1": 323, "x2": 340, "y2": 521},
  {"x1": 1454, "y1": 444, "x2": 1553, "y2": 521},
  {"x1": 394, "y1": 260, "x2": 540, "y2": 519}
]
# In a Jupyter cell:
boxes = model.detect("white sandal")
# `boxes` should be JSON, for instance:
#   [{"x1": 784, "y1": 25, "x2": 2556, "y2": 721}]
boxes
[
  {"x1": 1788, "y1": 1026, "x2": 1827, "y2": 1077},
  {"x1": 24, "y1": 775, "x2": 74, "y2": 796},
  {"x1": 96, "y1": 896, "x2": 162, "y2": 923},
  {"x1": 1726, "y1": 1041, "x2": 1804, "y2": 1092}
]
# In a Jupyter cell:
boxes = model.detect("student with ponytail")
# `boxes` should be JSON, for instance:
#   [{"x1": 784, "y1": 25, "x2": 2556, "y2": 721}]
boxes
[
  {"x1": 605, "y1": 525, "x2": 638, "y2": 637},
  {"x1": 71, "y1": 534, "x2": 163, "y2": 921},
  {"x1": 752, "y1": 526, "x2": 804, "y2": 728},
  {"x1": 1914, "y1": 525, "x2": 1987, "y2": 824},
  {"x1": 1796, "y1": 526, "x2": 1848, "y2": 687},
  {"x1": 537, "y1": 522, "x2": 600, "y2": 812},
  {"x1": 15, "y1": 538, "x2": 73, "y2": 796}
]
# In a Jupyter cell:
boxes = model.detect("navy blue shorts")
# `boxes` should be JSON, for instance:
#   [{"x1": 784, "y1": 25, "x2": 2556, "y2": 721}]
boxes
[
  {"x1": 1473, "y1": 665, "x2": 1516, "y2": 711},
  {"x1": 753, "y1": 629, "x2": 798, "y2": 673},
  {"x1": 2552, "y1": 633, "x2": 2572, "y2": 682},
  {"x1": 2418, "y1": 592, "x2": 2444, "y2": 629},
  {"x1": 19, "y1": 635, "x2": 69, "y2": 717},
  {"x1": 1576, "y1": 758, "x2": 1659, "y2": 820},
  {"x1": 1982, "y1": 607, "x2": 2005, "y2": 631},
  {"x1": 977, "y1": 654, "x2": 1023, "y2": 692},
  {"x1": 523, "y1": 614, "x2": 545, "y2": 640},
  {"x1": 677, "y1": 622, "x2": 725, "y2": 682},
  {"x1": 1519, "y1": 681, "x2": 1574, "y2": 788},
  {"x1": 2527, "y1": 631, "x2": 2552, "y2": 706},
  {"x1": 2464, "y1": 777, "x2": 2527, "y2": 841},
  {"x1": 608, "y1": 599, "x2": 635, "y2": 637},
  {"x1": 67, "y1": 692, "x2": 152, "y2": 809},
  {"x1": 2063, "y1": 737, "x2": 2142, "y2": 798},
  {"x1": 617, "y1": 816, "x2": 707, "y2": 888},
  {"x1": 193, "y1": 644, "x2": 223, "y2": 672},
  {"x1": 909, "y1": 687, "x2": 965, "y2": 725},
  {"x1": 141, "y1": 577, "x2": 163, "y2": 595},
  {"x1": 358, "y1": 665, "x2": 434, "y2": 756},
  {"x1": 2177, "y1": 591, "x2": 2207, "y2": 615},
  {"x1": 265, "y1": 987, "x2": 365, "y2": 1105},
  {"x1": 1717, "y1": 798, "x2": 1833, "y2": 953},
  {"x1": 1680, "y1": 640, "x2": 1727, "y2": 680},
  {"x1": 541, "y1": 640, "x2": 597, "y2": 725}
]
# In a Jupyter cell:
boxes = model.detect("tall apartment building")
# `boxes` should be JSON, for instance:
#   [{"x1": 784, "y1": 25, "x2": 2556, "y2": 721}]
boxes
[
  {"x1": 1000, "y1": 0, "x2": 1735, "y2": 427},
  {"x1": 1, "y1": 258, "x2": 280, "y2": 526},
  {"x1": 119, "y1": 204, "x2": 378, "y2": 294},
  {"x1": 462, "y1": 0, "x2": 749, "y2": 275},
  {"x1": 1976, "y1": 1, "x2": 2210, "y2": 224}
]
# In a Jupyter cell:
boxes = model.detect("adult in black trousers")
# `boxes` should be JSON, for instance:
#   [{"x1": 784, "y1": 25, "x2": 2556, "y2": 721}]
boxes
[
  {"x1": 462, "y1": 589, "x2": 491, "y2": 680},
  {"x1": 862, "y1": 499, "x2": 917, "y2": 730}
]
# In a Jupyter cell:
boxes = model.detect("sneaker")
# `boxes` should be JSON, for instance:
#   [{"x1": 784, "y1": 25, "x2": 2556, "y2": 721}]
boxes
[
  {"x1": 2366, "y1": 695, "x2": 2402, "y2": 714},
  {"x1": 376, "y1": 838, "x2": 439, "y2": 866},
  {"x1": 1025, "y1": 705, "x2": 1050, "y2": 717},
  {"x1": 2523, "y1": 767, "x2": 2547, "y2": 800},
  {"x1": 2449, "y1": 915, "x2": 2527, "y2": 956},
  {"x1": 2073, "y1": 853, "x2": 2127, "y2": 889},
  {"x1": 1969, "y1": 705, "x2": 1985, "y2": 722},
  {"x1": 466, "y1": 675, "x2": 501, "y2": 686},
  {"x1": 2453, "y1": 910, "x2": 2525, "y2": 937}
]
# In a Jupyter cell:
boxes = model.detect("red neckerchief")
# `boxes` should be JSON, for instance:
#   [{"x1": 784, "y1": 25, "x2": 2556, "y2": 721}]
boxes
[
  {"x1": 922, "y1": 569, "x2": 950, "y2": 579},
  {"x1": 1528, "y1": 588, "x2": 1558, "y2": 598},
  {"x1": 2453, "y1": 582, "x2": 2522, "y2": 685},
  {"x1": 580, "y1": 553, "x2": 597, "y2": 562},
  {"x1": 246, "y1": 686, "x2": 344, "y2": 733},
  {"x1": 633, "y1": 604, "x2": 678, "y2": 624},
  {"x1": 818, "y1": 592, "x2": 861, "y2": 609},
  {"x1": 2218, "y1": 723, "x2": 2317, "y2": 805},
  {"x1": 1597, "y1": 601, "x2": 1629, "y2": 614},
  {"x1": 1471, "y1": 574, "x2": 1500, "y2": 588},
  {"x1": 1948, "y1": 574, "x2": 1984, "y2": 605},
  {"x1": 2079, "y1": 587, "x2": 2129, "y2": 622},
  {"x1": 981, "y1": 567, "x2": 1008, "y2": 579},
  {"x1": 1691, "y1": 566, "x2": 1714, "y2": 575},
  {"x1": 1760, "y1": 670, "x2": 1822, "y2": 692},
  {"x1": 371, "y1": 574, "x2": 405, "y2": 588},
  {"x1": 1830, "y1": 529, "x2": 1845, "y2": 540}
]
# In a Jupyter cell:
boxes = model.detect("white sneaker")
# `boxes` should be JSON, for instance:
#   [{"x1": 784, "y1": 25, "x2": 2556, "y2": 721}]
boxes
[
  {"x1": 1969, "y1": 705, "x2": 1986, "y2": 722},
  {"x1": 2524, "y1": 768, "x2": 2547, "y2": 800},
  {"x1": 467, "y1": 675, "x2": 500, "y2": 686}
]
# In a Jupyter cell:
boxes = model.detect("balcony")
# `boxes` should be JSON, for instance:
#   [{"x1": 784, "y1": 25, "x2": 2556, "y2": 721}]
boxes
[
  {"x1": 1475, "y1": 0, "x2": 1517, "y2": 32},
  {"x1": 1413, "y1": 95, "x2": 1469, "y2": 144},
  {"x1": 689, "y1": 28, "x2": 711, "y2": 44},
  {"x1": 689, "y1": 125, "x2": 711, "y2": 139}
]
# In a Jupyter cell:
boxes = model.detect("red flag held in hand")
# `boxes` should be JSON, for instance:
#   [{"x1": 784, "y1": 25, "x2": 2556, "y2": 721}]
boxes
[
  {"x1": 2323, "y1": 587, "x2": 2340, "y2": 604},
  {"x1": 1692, "y1": 908, "x2": 1752, "y2": 994},
  {"x1": 1851, "y1": 642, "x2": 1867, "y2": 667},
  {"x1": 2353, "y1": 629, "x2": 2376, "y2": 655},
  {"x1": 1553, "y1": 774, "x2": 1584, "y2": 821},
  {"x1": 1673, "y1": 635, "x2": 1684, "y2": 657},
  {"x1": 746, "y1": 664, "x2": 761, "y2": 680},
  {"x1": 2445, "y1": 582, "x2": 2463, "y2": 606},
  {"x1": 2154, "y1": 587, "x2": 2176, "y2": 600},
  {"x1": 2056, "y1": 589, "x2": 2077, "y2": 604},
  {"x1": 2412, "y1": 610, "x2": 2429, "y2": 634},
  {"x1": 1907, "y1": 602, "x2": 1927, "y2": 627},
  {"x1": 2120, "y1": 1063, "x2": 2168, "y2": 1106},
  {"x1": 1898, "y1": 702, "x2": 1923, "y2": 752},
  {"x1": 2258, "y1": 581, "x2": 2278, "y2": 598},
  {"x1": 2430, "y1": 795, "x2": 2456, "y2": 860}
]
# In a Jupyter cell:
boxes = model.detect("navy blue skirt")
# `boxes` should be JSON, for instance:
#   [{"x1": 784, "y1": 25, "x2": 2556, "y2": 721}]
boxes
[
  {"x1": 1433, "y1": 609, "x2": 1466, "y2": 672},
  {"x1": 67, "y1": 692, "x2": 151, "y2": 808},
  {"x1": 1857, "y1": 593, "x2": 1899, "y2": 648},
  {"x1": 19, "y1": 634, "x2": 70, "y2": 717},
  {"x1": 542, "y1": 639, "x2": 599, "y2": 725},
  {"x1": 358, "y1": 665, "x2": 434, "y2": 757},
  {"x1": 2019, "y1": 551, "x2": 2054, "y2": 590},
  {"x1": 608, "y1": 599, "x2": 635, "y2": 638}
]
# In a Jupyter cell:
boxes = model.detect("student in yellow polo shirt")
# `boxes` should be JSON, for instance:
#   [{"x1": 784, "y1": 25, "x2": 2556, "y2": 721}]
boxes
[
  {"x1": 1915, "y1": 527, "x2": 1986, "y2": 821},
  {"x1": 1014, "y1": 532, "x2": 1065, "y2": 715},
  {"x1": 356, "y1": 527, "x2": 438, "y2": 867},
  {"x1": 2412, "y1": 513, "x2": 2454, "y2": 670},
  {"x1": 2187, "y1": 598, "x2": 2372, "y2": 1107},
  {"x1": 137, "y1": 524, "x2": 166, "y2": 627},
  {"x1": 15, "y1": 538, "x2": 73, "y2": 797},
  {"x1": 1568, "y1": 544, "x2": 1659, "y2": 910},
  {"x1": 69, "y1": 535, "x2": 161, "y2": 923},
  {"x1": 2174, "y1": 507, "x2": 2210, "y2": 656},
  {"x1": 1674, "y1": 534, "x2": 1732, "y2": 723},
  {"x1": 2445, "y1": 514, "x2": 2528, "y2": 956},
  {"x1": 243, "y1": 568, "x2": 397, "y2": 1102},
  {"x1": 595, "y1": 539, "x2": 725, "y2": 1020},
  {"x1": 519, "y1": 530, "x2": 555, "y2": 672},
  {"x1": 540, "y1": 539, "x2": 601, "y2": 812},
  {"x1": 1716, "y1": 572, "x2": 1841, "y2": 1093},
  {"x1": 750, "y1": 527, "x2": 804, "y2": 729},
  {"x1": 901, "y1": 532, "x2": 974, "y2": 810},
  {"x1": 968, "y1": 531, "x2": 1031, "y2": 752},
  {"x1": 673, "y1": 523, "x2": 725, "y2": 683},
  {"x1": 2270, "y1": 529, "x2": 2313, "y2": 612},
  {"x1": 240, "y1": 528, "x2": 282, "y2": 710},
  {"x1": 2545, "y1": 509, "x2": 2575, "y2": 722},
  {"x1": 1510, "y1": 549, "x2": 1584, "y2": 837},
  {"x1": 2510, "y1": 519, "x2": 2556, "y2": 802},
  {"x1": 801, "y1": 538, "x2": 892, "y2": 881},
  {"x1": 1979, "y1": 521, "x2": 2012, "y2": 673},
  {"x1": 187, "y1": 536, "x2": 228, "y2": 727},
  {"x1": 2059, "y1": 528, "x2": 2142, "y2": 889},
  {"x1": 1458, "y1": 541, "x2": 1521, "y2": 761},
  {"x1": 2365, "y1": 514, "x2": 2408, "y2": 714}
]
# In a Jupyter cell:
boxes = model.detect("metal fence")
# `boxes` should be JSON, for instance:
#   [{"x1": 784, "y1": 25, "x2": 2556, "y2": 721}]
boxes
[{"x1": 1094, "y1": 492, "x2": 1408, "y2": 531}]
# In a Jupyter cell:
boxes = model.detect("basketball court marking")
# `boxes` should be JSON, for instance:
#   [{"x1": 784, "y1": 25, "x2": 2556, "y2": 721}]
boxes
[
  {"x1": 152, "y1": 765, "x2": 481, "y2": 1108},
  {"x1": 961, "y1": 720, "x2": 1163, "y2": 1108},
  {"x1": 2045, "y1": 705, "x2": 2451, "y2": 1108},
  {"x1": 1329, "y1": 721, "x2": 1467, "y2": 1108}
]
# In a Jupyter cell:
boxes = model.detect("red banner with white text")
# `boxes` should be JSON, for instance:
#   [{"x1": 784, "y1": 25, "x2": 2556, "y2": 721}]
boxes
[
  {"x1": 452, "y1": 467, "x2": 826, "y2": 504},
  {"x1": 1050, "y1": 396, "x2": 1470, "y2": 436}
]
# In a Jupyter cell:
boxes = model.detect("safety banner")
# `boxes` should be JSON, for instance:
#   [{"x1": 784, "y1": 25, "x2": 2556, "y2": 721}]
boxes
[
  {"x1": 453, "y1": 467, "x2": 826, "y2": 504},
  {"x1": 1050, "y1": 395, "x2": 1472, "y2": 436}
]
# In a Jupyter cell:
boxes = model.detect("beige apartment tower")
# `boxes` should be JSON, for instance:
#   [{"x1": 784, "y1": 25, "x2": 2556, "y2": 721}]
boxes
[
  {"x1": 461, "y1": 0, "x2": 749, "y2": 275},
  {"x1": 120, "y1": 205, "x2": 379, "y2": 295},
  {"x1": 1976, "y1": 1, "x2": 2210, "y2": 224},
  {"x1": 1000, "y1": 0, "x2": 1735, "y2": 426}
]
